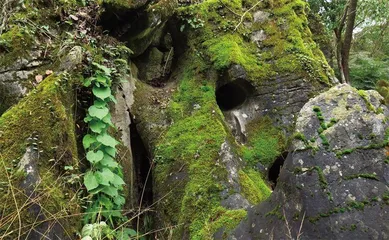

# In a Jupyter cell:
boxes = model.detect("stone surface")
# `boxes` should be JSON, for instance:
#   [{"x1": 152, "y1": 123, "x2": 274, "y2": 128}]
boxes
[
  {"x1": 111, "y1": 76, "x2": 136, "y2": 207},
  {"x1": 230, "y1": 84, "x2": 389, "y2": 240},
  {"x1": 222, "y1": 66, "x2": 327, "y2": 142},
  {"x1": 59, "y1": 46, "x2": 83, "y2": 71},
  {"x1": 0, "y1": 51, "x2": 47, "y2": 115},
  {"x1": 17, "y1": 134, "x2": 71, "y2": 240}
]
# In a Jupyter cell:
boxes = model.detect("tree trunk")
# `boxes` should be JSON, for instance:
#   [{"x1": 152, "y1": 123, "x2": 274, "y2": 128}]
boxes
[{"x1": 341, "y1": 0, "x2": 358, "y2": 83}]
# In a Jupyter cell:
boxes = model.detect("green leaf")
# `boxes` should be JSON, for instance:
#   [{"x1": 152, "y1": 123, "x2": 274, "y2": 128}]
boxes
[
  {"x1": 102, "y1": 113, "x2": 114, "y2": 126},
  {"x1": 88, "y1": 105, "x2": 109, "y2": 119},
  {"x1": 84, "y1": 115, "x2": 93, "y2": 123},
  {"x1": 97, "y1": 195, "x2": 113, "y2": 209},
  {"x1": 104, "y1": 147, "x2": 116, "y2": 158},
  {"x1": 96, "y1": 74, "x2": 109, "y2": 85},
  {"x1": 95, "y1": 171, "x2": 110, "y2": 186},
  {"x1": 101, "y1": 168, "x2": 115, "y2": 183},
  {"x1": 90, "y1": 120, "x2": 107, "y2": 133},
  {"x1": 83, "y1": 134, "x2": 97, "y2": 149},
  {"x1": 81, "y1": 224, "x2": 94, "y2": 237},
  {"x1": 84, "y1": 77, "x2": 94, "y2": 87},
  {"x1": 113, "y1": 195, "x2": 125, "y2": 206},
  {"x1": 93, "y1": 99, "x2": 107, "y2": 108},
  {"x1": 92, "y1": 62, "x2": 112, "y2": 75},
  {"x1": 84, "y1": 171, "x2": 99, "y2": 191},
  {"x1": 111, "y1": 173, "x2": 125, "y2": 186},
  {"x1": 109, "y1": 95, "x2": 117, "y2": 104},
  {"x1": 86, "y1": 150, "x2": 104, "y2": 164},
  {"x1": 92, "y1": 86, "x2": 111, "y2": 100},
  {"x1": 97, "y1": 133, "x2": 118, "y2": 147},
  {"x1": 101, "y1": 186, "x2": 118, "y2": 197},
  {"x1": 100, "y1": 155, "x2": 118, "y2": 168}
]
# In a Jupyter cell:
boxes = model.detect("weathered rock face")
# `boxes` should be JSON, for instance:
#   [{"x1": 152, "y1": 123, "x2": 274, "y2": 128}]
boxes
[
  {"x1": 129, "y1": 0, "x2": 337, "y2": 238},
  {"x1": 231, "y1": 84, "x2": 389, "y2": 239},
  {"x1": 0, "y1": 51, "x2": 47, "y2": 115}
]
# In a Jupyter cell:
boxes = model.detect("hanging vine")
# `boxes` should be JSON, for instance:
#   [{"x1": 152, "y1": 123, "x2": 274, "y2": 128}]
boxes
[{"x1": 80, "y1": 46, "x2": 141, "y2": 240}]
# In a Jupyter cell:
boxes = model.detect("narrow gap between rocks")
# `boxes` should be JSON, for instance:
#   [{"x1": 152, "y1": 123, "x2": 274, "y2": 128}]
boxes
[
  {"x1": 268, "y1": 152, "x2": 288, "y2": 188},
  {"x1": 129, "y1": 114, "x2": 153, "y2": 207}
]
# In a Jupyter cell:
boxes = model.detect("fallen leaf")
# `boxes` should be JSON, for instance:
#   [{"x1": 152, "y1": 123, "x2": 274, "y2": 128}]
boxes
[
  {"x1": 35, "y1": 75, "x2": 43, "y2": 83},
  {"x1": 69, "y1": 14, "x2": 79, "y2": 21}
]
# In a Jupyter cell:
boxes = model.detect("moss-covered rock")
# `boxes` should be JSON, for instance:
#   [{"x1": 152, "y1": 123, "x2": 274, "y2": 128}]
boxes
[
  {"x1": 230, "y1": 84, "x2": 389, "y2": 239},
  {"x1": 129, "y1": 0, "x2": 337, "y2": 239},
  {"x1": 0, "y1": 74, "x2": 81, "y2": 239}
]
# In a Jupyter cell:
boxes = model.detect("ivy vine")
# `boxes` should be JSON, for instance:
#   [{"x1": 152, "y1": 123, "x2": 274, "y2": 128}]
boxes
[{"x1": 80, "y1": 46, "x2": 140, "y2": 239}]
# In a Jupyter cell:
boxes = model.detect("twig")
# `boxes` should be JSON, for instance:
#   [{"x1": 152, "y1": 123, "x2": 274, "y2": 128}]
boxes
[
  {"x1": 234, "y1": 0, "x2": 262, "y2": 32},
  {"x1": 0, "y1": 156, "x2": 22, "y2": 239},
  {"x1": 296, "y1": 211, "x2": 306, "y2": 240},
  {"x1": 283, "y1": 208, "x2": 293, "y2": 240},
  {"x1": 162, "y1": 47, "x2": 174, "y2": 77}
]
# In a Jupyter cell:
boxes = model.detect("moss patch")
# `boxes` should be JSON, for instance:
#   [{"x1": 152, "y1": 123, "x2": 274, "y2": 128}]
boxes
[
  {"x1": 239, "y1": 169, "x2": 271, "y2": 204},
  {"x1": 197, "y1": 207, "x2": 247, "y2": 239},
  {"x1": 241, "y1": 117, "x2": 286, "y2": 167}
]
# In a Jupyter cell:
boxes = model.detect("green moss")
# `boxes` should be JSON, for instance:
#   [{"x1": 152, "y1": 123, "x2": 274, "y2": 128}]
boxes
[
  {"x1": 152, "y1": 55, "x2": 232, "y2": 238},
  {"x1": 0, "y1": 74, "x2": 81, "y2": 236},
  {"x1": 197, "y1": 207, "x2": 247, "y2": 239},
  {"x1": 203, "y1": 34, "x2": 274, "y2": 80},
  {"x1": 0, "y1": 25, "x2": 34, "y2": 66},
  {"x1": 344, "y1": 173, "x2": 379, "y2": 181},
  {"x1": 239, "y1": 169, "x2": 271, "y2": 204},
  {"x1": 358, "y1": 90, "x2": 377, "y2": 112},
  {"x1": 241, "y1": 117, "x2": 285, "y2": 167},
  {"x1": 178, "y1": 0, "x2": 333, "y2": 86},
  {"x1": 265, "y1": 205, "x2": 284, "y2": 220}
]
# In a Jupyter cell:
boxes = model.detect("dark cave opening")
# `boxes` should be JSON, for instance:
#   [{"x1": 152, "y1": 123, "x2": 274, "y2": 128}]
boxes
[
  {"x1": 216, "y1": 81, "x2": 248, "y2": 111},
  {"x1": 98, "y1": 5, "x2": 149, "y2": 41},
  {"x1": 129, "y1": 115, "x2": 153, "y2": 207},
  {"x1": 268, "y1": 152, "x2": 288, "y2": 188}
]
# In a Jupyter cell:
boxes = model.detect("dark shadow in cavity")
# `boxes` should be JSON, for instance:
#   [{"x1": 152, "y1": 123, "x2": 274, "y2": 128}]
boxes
[
  {"x1": 216, "y1": 79, "x2": 255, "y2": 111},
  {"x1": 268, "y1": 152, "x2": 288, "y2": 188},
  {"x1": 129, "y1": 114, "x2": 153, "y2": 207}
]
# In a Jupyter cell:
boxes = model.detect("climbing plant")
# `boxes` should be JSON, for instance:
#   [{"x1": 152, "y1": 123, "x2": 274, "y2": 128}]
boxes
[{"x1": 80, "y1": 46, "x2": 140, "y2": 239}]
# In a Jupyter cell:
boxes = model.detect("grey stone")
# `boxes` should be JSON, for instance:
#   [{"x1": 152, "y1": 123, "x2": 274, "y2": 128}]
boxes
[
  {"x1": 17, "y1": 135, "x2": 71, "y2": 240},
  {"x1": 253, "y1": 10, "x2": 270, "y2": 23},
  {"x1": 230, "y1": 84, "x2": 389, "y2": 240},
  {"x1": 251, "y1": 30, "x2": 267, "y2": 44},
  {"x1": 59, "y1": 46, "x2": 83, "y2": 71}
]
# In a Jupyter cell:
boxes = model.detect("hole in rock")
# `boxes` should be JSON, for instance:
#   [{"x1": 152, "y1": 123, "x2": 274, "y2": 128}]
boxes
[
  {"x1": 268, "y1": 152, "x2": 288, "y2": 188},
  {"x1": 129, "y1": 115, "x2": 153, "y2": 207},
  {"x1": 216, "y1": 80, "x2": 253, "y2": 111},
  {"x1": 98, "y1": 6, "x2": 149, "y2": 41}
]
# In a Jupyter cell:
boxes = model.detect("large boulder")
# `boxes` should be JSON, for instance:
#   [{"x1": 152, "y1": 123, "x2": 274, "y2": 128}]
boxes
[{"x1": 231, "y1": 84, "x2": 389, "y2": 239}]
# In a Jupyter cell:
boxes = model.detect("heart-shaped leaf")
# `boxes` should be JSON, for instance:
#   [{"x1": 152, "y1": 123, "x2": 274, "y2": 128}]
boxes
[
  {"x1": 101, "y1": 186, "x2": 118, "y2": 197},
  {"x1": 86, "y1": 150, "x2": 104, "y2": 164},
  {"x1": 84, "y1": 171, "x2": 99, "y2": 191},
  {"x1": 97, "y1": 133, "x2": 118, "y2": 147},
  {"x1": 92, "y1": 86, "x2": 111, "y2": 100},
  {"x1": 104, "y1": 147, "x2": 116, "y2": 158},
  {"x1": 88, "y1": 105, "x2": 109, "y2": 120},
  {"x1": 93, "y1": 99, "x2": 107, "y2": 108},
  {"x1": 90, "y1": 120, "x2": 107, "y2": 133},
  {"x1": 111, "y1": 173, "x2": 125, "y2": 186},
  {"x1": 100, "y1": 155, "x2": 118, "y2": 168},
  {"x1": 83, "y1": 134, "x2": 97, "y2": 149}
]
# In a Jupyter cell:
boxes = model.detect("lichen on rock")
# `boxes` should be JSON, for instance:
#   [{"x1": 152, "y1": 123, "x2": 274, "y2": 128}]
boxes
[{"x1": 230, "y1": 84, "x2": 389, "y2": 239}]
